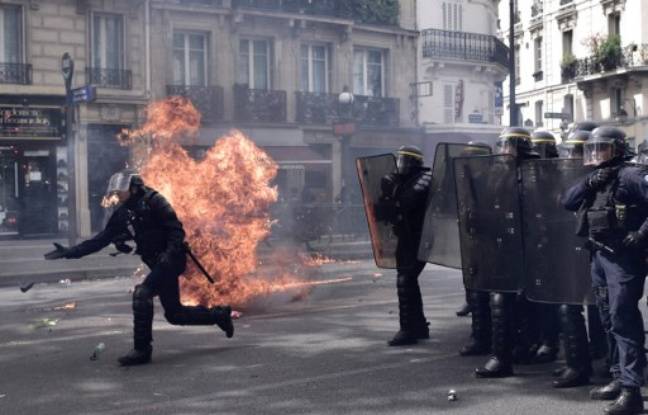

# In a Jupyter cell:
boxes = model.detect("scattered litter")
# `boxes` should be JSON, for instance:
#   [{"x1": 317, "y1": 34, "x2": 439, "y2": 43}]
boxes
[
  {"x1": 243, "y1": 324, "x2": 251, "y2": 329},
  {"x1": 90, "y1": 342, "x2": 106, "y2": 361},
  {"x1": 54, "y1": 302, "x2": 76, "y2": 311},
  {"x1": 231, "y1": 310, "x2": 243, "y2": 319},
  {"x1": 0, "y1": 394, "x2": 5, "y2": 399},
  {"x1": 388, "y1": 310, "x2": 395, "y2": 315},
  {"x1": 59, "y1": 278, "x2": 72, "y2": 286},
  {"x1": 447, "y1": 389, "x2": 458, "y2": 402},
  {"x1": 372, "y1": 272, "x2": 383, "y2": 278},
  {"x1": 20, "y1": 282, "x2": 35, "y2": 293},
  {"x1": 32, "y1": 318, "x2": 59, "y2": 329}
]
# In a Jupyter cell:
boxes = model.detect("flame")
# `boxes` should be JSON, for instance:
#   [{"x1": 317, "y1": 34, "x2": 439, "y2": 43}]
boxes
[
  {"x1": 122, "y1": 97, "x2": 316, "y2": 306},
  {"x1": 101, "y1": 194, "x2": 120, "y2": 208}
]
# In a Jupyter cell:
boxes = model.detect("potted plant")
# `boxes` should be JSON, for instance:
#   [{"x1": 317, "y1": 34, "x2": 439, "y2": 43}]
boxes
[
  {"x1": 595, "y1": 34, "x2": 622, "y2": 72},
  {"x1": 560, "y1": 53, "x2": 577, "y2": 81}
]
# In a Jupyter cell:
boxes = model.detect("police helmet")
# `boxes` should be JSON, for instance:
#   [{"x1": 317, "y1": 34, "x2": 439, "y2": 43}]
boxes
[
  {"x1": 583, "y1": 127, "x2": 626, "y2": 167},
  {"x1": 497, "y1": 127, "x2": 534, "y2": 157},
  {"x1": 560, "y1": 129, "x2": 591, "y2": 159},
  {"x1": 395, "y1": 145, "x2": 424, "y2": 176},
  {"x1": 531, "y1": 130, "x2": 558, "y2": 159},
  {"x1": 635, "y1": 139, "x2": 648, "y2": 165},
  {"x1": 105, "y1": 169, "x2": 143, "y2": 195},
  {"x1": 570, "y1": 121, "x2": 599, "y2": 133}
]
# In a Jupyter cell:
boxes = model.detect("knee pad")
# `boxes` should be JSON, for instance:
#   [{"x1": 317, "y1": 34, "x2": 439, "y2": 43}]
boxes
[{"x1": 133, "y1": 284, "x2": 154, "y2": 311}]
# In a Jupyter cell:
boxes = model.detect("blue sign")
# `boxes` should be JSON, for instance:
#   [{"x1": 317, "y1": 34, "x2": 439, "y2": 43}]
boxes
[
  {"x1": 72, "y1": 85, "x2": 97, "y2": 104},
  {"x1": 468, "y1": 113, "x2": 484, "y2": 124}
]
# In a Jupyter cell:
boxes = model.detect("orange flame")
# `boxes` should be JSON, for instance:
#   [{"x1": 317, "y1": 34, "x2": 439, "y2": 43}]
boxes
[{"x1": 122, "y1": 97, "x2": 314, "y2": 306}]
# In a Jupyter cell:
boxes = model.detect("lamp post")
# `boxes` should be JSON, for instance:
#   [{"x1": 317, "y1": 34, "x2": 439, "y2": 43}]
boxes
[
  {"x1": 508, "y1": 0, "x2": 518, "y2": 126},
  {"x1": 335, "y1": 86, "x2": 355, "y2": 205},
  {"x1": 61, "y1": 53, "x2": 77, "y2": 245}
]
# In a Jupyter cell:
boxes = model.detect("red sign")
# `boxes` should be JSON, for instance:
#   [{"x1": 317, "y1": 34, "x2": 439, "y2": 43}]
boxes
[{"x1": 333, "y1": 122, "x2": 356, "y2": 136}]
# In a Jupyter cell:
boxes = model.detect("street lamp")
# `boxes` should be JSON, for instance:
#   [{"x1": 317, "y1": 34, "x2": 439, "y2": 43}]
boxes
[
  {"x1": 335, "y1": 86, "x2": 355, "y2": 205},
  {"x1": 61, "y1": 52, "x2": 77, "y2": 245}
]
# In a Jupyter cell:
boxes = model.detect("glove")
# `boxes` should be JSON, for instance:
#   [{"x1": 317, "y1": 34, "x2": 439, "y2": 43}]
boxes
[
  {"x1": 587, "y1": 168, "x2": 614, "y2": 191},
  {"x1": 44, "y1": 243, "x2": 71, "y2": 260},
  {"x1": 623, "y1": 231, "x2": 647, "y2": 248},
  {"x1": 380, "y1": 174, "x2": 397, "y2": 196},
  {"x1": 113, "y1": 242, "x2": 133, "y2": 255}
]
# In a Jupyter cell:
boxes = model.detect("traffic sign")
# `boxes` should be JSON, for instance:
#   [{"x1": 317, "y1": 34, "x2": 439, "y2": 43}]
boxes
[
  {"x1": 72, "y1": 85, "x2": 97, "y2": 104},
  {"x1": 544, "y1": 112, "x2": 569, "y2": 119}
]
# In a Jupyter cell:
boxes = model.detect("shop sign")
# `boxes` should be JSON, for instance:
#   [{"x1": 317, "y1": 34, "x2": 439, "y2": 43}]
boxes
[{"x1": 0, "y1": 107, "x2": 64, "y2": 139}]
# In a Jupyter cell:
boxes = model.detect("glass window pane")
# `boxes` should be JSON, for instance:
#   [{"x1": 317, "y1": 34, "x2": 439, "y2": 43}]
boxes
[
  {"x1": 189, "y1": 34, "x2": 204, "y2": 51},
  {"x1": 172, "y1": 49, "x2": 185, "y2": 85},
  {"x1": 3, "y1": 6, "x2": 21, "y2": 63},
  {"x1": 313, "y1": 45, "x2": 326, "y2": 61},
  {"x1": 173, "y1": 33, "x2": 184, "y2": 49},
  {"x1": 238, "y1": 40, "x2": 250, "y2": 85},
  {"x1": 92, "y1": 15, "x2": 102, "y2": 67},
  {"x1": 368, "y1": 50, "x2": 381, "y2": 65},
  {"x1": 353, "y1": 50, "x2": 364, "y2": 95},
  {"x1": 300, "y1": 45, "x2": 309, "y2": 92},
  {"x1": 313, "y1": 54, "x2": 326, "y2": 93},
  {"x1": 105, "y1": 15, "x2": 122, "y2": 69},
  {"x1": 189, "y1": 49, "x2": 205, "y2": 86},
  {"x1": 368, "y1": 64, "x2": 382, "y2": 97},
  {"x1": 253, "y1": 52, "x2": 268, "y2": 90}
]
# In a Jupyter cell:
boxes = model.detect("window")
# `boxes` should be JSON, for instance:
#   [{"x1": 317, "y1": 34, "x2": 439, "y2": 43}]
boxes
[
  {"x1": 300, "y1": 44, "x2": 329, "y2": 93},
  {"x1": 562, "y1": 30, "x2": 573, "y2": 59},
  {"x1": 238, "y1": 38, "x2": 271, "y2": 90},
  {"x1": 563, "y1": 94, "x2": 574, "y2": 122},
  {"x1": 611, "y1": 87, "x2": 624, "y2": 116},
  {"x1": 173, "y1": 32, "x2": 207, "y2": 86},
  {"x1": 442, "y1": 2, "x2": 463, "y2": 31},
  {"x1": 443, "y1": 84, "x2": 454, "y2": 124},
  {"x1": 534, "y1": 37, "x2": 543, "y2": 74},
  {"x1": 535, "y1": 100, "x2": 544, "y2": 127},
  {"x1": 514, "y1": 44, "x2": 520, "y2": 85},
  {"x1": 92, "y1": 13, "x2": 124, "y2": 69},
  {"x1": 608, "y1": 13, "x2": 621, "y2": 37},
  {"x1": 353, "y1": 48, "x2": 385, "y2": 97},
  {"x1": 0, "y1": 5, "x2": 22, "y2": 63}
]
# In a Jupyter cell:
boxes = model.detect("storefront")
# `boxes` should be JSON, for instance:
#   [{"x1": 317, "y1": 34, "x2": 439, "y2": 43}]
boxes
[{"x1": 0, "y1": 100, "x2": 66, "y2": 238}]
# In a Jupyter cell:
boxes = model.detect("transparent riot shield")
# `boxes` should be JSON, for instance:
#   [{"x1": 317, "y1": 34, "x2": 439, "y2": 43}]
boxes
[
  {"x1": 521, "y1": 159, "x2": 594, "y2": 304},
  {"x1": 454, "y1": 155, "x2": 524, "y2": 292},
  {"x1": 417, "y1": 143, "x2": 491, "y2": 267},
  {"x1": 356, "y1": 154, "x2": 398, "y2": 269}
]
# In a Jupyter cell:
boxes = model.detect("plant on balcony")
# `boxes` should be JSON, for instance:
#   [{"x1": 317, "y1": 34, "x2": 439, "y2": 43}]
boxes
[
  {"x1": 586, "y1": 34, "x2": 622, "y2": 72},
  {"x1": 339, "y1": 0, "x2": 399, "y2": 26},
  {"x1": 560, "y1": 53, "x2": 577, "y2": 81}
]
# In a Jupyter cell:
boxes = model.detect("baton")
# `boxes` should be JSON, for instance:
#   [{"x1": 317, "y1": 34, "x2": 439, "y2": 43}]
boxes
[
  {"x1": 184, "y1": 242, "x2": 215, "y2": 284},
  {"x1": 588, "y1": 238, "x2": 616, "y2": 255}
]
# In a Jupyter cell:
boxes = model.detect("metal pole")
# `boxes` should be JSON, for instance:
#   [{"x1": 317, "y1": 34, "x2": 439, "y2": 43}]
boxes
[
  {"x1": 340, "y1": 134, "x2": 351, "y2": 204},
  {"x1": 508, "y1": 0, "x2": 518, "y2": 126},
  {"x1": 62, "y1": 53, "x2": 77, "y2": 246}
]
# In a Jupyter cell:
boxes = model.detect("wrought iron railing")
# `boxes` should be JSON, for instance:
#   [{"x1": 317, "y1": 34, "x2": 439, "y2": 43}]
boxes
[
  {"x1": 86, "y1": 67, "x2": 132, "y2": 89},
  {"x1": 559, "y1": 0, "x2": 573, "y2": 5},
  {"x1": 232, "y1": 0, "x2": 340, "y2": 16},
  {"x1": 572, "y1": 44, "x2": 648, "y2": 79},
  {"x1": 422, "y1": 29, "x2": 509, "y2": 69},
  {"x1": 166, "y1": 85, "x2": 224, "y2": 124},
  {"x1": 353, "y1": 95, "x2": 399, "y2": 127},
  {"x1": 0, "y1": 63, "x2": 32, "y2": 85},
  {"x1": 295, "y1": 92, "x2": 339, "y2": 125},
  {"x1": 233, "y1": 84, "x2": 287, "y2": 123}
]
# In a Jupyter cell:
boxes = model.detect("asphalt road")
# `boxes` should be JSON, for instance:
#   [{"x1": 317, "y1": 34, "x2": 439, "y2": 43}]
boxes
[{"x1": 0, "y1": 260, "x2": 639, "y2": 415}]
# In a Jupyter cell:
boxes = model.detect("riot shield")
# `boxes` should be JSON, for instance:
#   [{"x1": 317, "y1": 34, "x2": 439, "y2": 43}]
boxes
[
  {"x1": 521, "y1": 159, "x2": 594, "y2": 304},
  {"x1": 417, "y1": 143, "x2": 491, "y2": 267},
  {"x1": 356, "y1": 154, "x2": 398, "y2": 269},
  {"x1": 454, "y1": 155, "x2": 524, "y2": 292}
]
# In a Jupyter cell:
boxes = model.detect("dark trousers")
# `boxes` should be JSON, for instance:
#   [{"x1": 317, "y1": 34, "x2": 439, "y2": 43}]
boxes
[
  {"x1": 395, "y1": 260, "x2": 427, "y2": 332},
  {"x1": 591, "y1": 250, "x2": 646, "y2": 387},
  {"x1": 132, "y1": 256, "x2": 221, "y2": 350}
]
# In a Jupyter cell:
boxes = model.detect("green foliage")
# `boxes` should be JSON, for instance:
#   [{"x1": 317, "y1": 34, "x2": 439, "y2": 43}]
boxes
[
  {"x1": 560, "y1": 53, "x2": 576, "y2": 68},
  {"x1": 596, "y1": 34, "x2": 622, "y2": 63},
  {"x1": 339, "y1": 0, "x2": 400, "y2": 26}
]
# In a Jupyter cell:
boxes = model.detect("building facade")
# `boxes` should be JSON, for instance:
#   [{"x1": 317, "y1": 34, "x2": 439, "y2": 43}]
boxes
[
  {"x1": 499, "y1": 0, "x2": 648, "y2": 146},
  {"x1": 417, "y1": 0, "x2": 509, "y2": 151},
  {"x1": 0, "y1": 0, "x2": 419, "y2": 240}
]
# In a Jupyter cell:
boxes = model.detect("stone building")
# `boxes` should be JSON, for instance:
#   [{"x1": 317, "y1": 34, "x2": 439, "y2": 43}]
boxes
[
  {"x1": 499, "y1": 0, "x2": 648, "y2": 146},
  {"x1": 0, "y1": 0, "x2": 419, "y2": 240}
]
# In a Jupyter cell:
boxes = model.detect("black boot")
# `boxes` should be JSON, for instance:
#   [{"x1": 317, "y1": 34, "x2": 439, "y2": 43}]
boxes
[
  {"x1": 475, "y1": 356, "x2": 513, "y2": 378},
  {"x1": 590, "y1": 380, "x2": 622, "y2": 400},
  {"x1": 456, "y1": 302, "x2": 471, "y2": 317},
  {"x1": 118, "y1": 347, "x2": 152, "y2": 366},
  {"x1": 554, "y1": 304, "x2": 591, "y2": 388},
  {"x1": 212, "y1": 306, "x2": 234, "y2": 338},
  {"x1": 475, "y1": 292, "x2": 513, "y2": 378},
  {"x1": 164, "y1": 304, "x2": 234, "y2": 338},
  {"x1": 533, "y1": 342, "x2": 559, "y2": 364},
  {"x1": 604, "y1": 387, "x2": 644, "y2": 414},
  {"x1": 388, "y1": 330, "x2": 418, "y2": 346},
  {"x1": 413, "y1": 321, "x2": 430, "y2": 340},
  {"x1": 460, "y1": 291, "x2": 491, "y2": 356}
]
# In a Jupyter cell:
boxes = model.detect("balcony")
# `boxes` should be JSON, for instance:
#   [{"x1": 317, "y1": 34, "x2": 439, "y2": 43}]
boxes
[
  {"x1": 422, "y1": 29, "x2": 509, "y2": 69},
  {"x1": 166, "y1": 85, "x2": 224, "y2": 124},
  {"x1": 232, "y1": 0, "x2": 340, "y2": 17},
  {"x1": 233, "y1": 85, "x2": 287, "y2": 123},
  {"x1": 572, "y1": 44, "x2": 648, "y2": 79},
  {"x1": 86, "y1": 67, "x2": 132, "y2": 90},
  {"x1": 0, "y1": 63, "x2": 32, "y2": 85},
  {"x1": 353, "y1": 95, "x2": 399, "y2": 128},
  {"x1": 296, "y1": 92, "x2": 339, "y2": 125}
]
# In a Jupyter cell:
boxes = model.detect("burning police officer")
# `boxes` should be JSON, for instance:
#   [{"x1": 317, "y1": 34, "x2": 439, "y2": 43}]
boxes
[
  {"x1": 377, "y1": 145, "x2": 432, "y2": 346},
  {"x1": 45, "y1": 170, "x2": 234, "y2": 366},
  {"x1": 563, "y1": 127, "x2": 648, "y2": 414}
]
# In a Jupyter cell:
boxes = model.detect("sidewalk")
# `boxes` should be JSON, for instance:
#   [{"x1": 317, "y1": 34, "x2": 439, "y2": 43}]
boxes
[{"x1": 0, "y1": 236, "x2": 371, "y2": 288}]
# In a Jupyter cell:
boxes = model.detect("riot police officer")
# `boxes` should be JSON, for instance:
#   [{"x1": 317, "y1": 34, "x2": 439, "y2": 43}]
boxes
[
  {"x1": 563, "y1": 127, "x2": 647, "y2": 414},
  {"x1": 378, "y1": 145, "x2": 432, "y2": 346},
  {"x1": 45, "y1": 170, "x2": 234, "y2": 366},
  {"x1": 633, "y1": 139, "x2": 648, "y2": 165},
  {"x1": 475, "y1": 127, "x2": 540, "y2": 378}
]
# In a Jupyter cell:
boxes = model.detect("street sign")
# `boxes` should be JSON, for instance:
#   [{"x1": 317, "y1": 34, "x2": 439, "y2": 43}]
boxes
[
  {"x1": 333, "y1": 122, "x2": 356, "y2": 137},
  {"x1": 468, "y1": 113, "x2": 484, "y2": 124},
  {"x1": 72, "y1": 85, "x2": 97, "y2": 104},
  {"x1": 544, "y1": 112, "x2": 569, "y2": 119}
]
